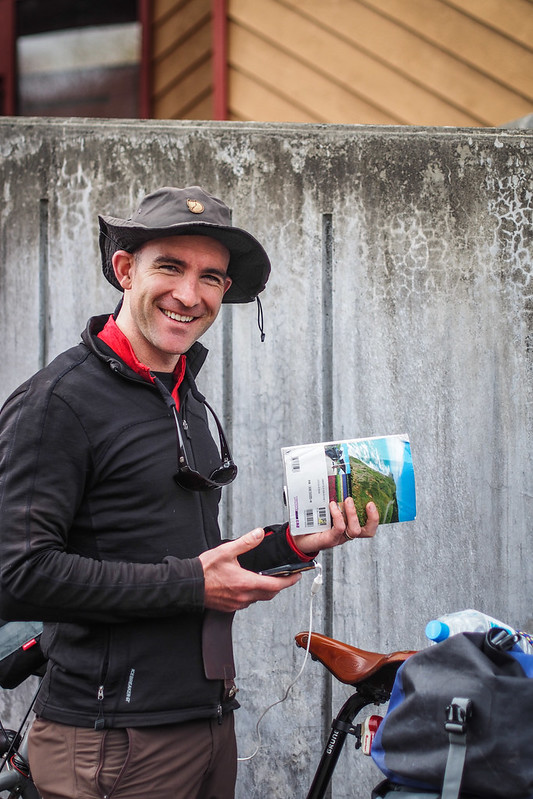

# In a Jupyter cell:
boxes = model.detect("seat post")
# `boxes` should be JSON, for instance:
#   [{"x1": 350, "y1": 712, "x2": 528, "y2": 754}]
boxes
[{"x1": 305, "y1": 690, "x2": 376, "y2": 799}]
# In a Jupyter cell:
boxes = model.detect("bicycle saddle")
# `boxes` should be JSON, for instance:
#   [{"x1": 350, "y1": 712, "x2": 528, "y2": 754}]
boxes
[{"x1": 295, "y1": 631, "x2": 416, "y2": 687}]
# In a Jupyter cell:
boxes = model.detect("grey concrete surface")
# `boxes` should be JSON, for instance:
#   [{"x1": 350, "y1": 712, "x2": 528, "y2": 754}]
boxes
[{"x1": 0, "y1": 118, "x2": 531, "y2": 798}]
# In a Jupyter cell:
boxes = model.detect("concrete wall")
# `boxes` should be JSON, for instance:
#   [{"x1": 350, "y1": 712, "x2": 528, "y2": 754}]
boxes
[{"x1": 0, "y1": 118, "x2": 532, "y2": 798}]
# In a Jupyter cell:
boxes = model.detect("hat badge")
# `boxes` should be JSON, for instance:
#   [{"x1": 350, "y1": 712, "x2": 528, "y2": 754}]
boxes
[{"x1": 187, "y1": 198, "x2": 205, "y2": 214}]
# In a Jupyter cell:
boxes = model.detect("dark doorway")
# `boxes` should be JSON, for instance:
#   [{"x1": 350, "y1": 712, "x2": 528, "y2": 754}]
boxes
[{"x1": 16, "y1": 0, "x2": 141, "y2": 117}]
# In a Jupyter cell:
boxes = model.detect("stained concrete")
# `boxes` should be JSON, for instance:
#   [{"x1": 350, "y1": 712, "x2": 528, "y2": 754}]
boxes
[{"x1": 0, "y1": 118, "x2": 531, "y2": 797}]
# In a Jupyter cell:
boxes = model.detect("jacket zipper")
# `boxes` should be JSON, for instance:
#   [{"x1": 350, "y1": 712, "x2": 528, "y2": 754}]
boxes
[
  {"x1": 95, "y1": 685, "x2": 105, "y2": 730},
  {"x1": 180, "y1": 399, "x2": 199, "y2": 473},
  {"x1": 95, "y1": 632, "x2": 111, "y2": 730},
  {"x1": 179, "y1": 401, "x2": 200, "y2": 473},
  {"x1": 180, "y1": 395, "x2": 192, "y2": 441}
]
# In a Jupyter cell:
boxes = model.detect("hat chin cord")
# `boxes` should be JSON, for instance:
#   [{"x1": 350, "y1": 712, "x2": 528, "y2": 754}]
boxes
[
  {"x1": 256, "y1": 297, "x2": 266, "y2": 342},
  {"x1": 101, "y1": 227, "x2": 267, "y2": 341}
]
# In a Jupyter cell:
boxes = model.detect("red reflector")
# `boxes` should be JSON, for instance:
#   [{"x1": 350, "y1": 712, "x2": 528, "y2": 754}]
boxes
[
  {"x1": 367, "y1": 715, "x2": 383, "y2": 733},
  {"x1": 362, "y1": 714, "x2": 384, "y2": 755},
  {"x1": 22, "y1": 638, "x2": 37, "y2": 651}
]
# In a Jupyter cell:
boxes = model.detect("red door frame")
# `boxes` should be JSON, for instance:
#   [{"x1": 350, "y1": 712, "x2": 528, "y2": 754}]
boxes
[
  {"x1": 212, "y1": 0, "x2": 227, "y2": 120},
  {"x1": 0, "y1": 0, "x2": 16, "y2": 115},
  {"x1": 138, "y1": 0, "x2": 152, "y2": 118}
]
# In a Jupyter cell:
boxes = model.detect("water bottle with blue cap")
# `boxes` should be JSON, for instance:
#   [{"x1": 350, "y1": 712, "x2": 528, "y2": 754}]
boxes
[{"x1": 425, "y1": 608, "x2": 533, "y2": 654}]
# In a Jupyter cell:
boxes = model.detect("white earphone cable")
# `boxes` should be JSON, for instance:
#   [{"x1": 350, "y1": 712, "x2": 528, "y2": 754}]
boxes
[{"x1": 238, "y1": 563, "x2": 323, "y2": 762}]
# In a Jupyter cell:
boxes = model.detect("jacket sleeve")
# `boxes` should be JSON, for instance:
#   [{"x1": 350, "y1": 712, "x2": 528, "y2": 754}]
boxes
[{"x1": 0, "y1": 386, "x2": 205, "y2": 624}]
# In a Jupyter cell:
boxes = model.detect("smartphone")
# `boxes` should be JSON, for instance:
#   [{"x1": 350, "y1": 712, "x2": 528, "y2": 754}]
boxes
[{"x1": 259, "y1": 560, "x2": 317, "y2": 577}]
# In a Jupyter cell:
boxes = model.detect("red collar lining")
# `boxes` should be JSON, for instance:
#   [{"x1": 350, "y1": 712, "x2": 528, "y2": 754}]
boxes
[{"x1": 97, "y1": 315, "x2": 186, "y2": 406}]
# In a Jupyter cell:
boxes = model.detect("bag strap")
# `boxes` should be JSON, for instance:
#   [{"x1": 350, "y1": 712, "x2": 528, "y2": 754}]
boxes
[{"x1": 441, "y1": 697, "x2": 472, "y2": 799}]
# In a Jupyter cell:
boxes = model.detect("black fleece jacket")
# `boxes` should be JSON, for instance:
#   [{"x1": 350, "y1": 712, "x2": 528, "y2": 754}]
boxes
[{"x1": 0, "y1": 315, "x2": 303, "y2": 728}]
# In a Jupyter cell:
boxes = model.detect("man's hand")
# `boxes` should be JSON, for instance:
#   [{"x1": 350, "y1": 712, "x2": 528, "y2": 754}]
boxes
[
  {"x1": 292, "y1": 498, "x2": 379, "y2": 555},
  {"x1": 199, "y1": 527, "x2": 301, "y2": 612}
]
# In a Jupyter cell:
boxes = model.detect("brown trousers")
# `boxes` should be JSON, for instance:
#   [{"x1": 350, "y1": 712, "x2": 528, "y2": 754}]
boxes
[{"x1": 28, "y1": 714, "x2": 237, "y2": 799}]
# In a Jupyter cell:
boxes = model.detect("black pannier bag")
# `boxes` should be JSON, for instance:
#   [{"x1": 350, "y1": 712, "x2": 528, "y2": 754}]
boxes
[
  {"x1": 0, "y1": 619, "x2": 46, "y2": 689},
  {"x1": 371, "y1": 629, "x2": 533, "y2": 799}
]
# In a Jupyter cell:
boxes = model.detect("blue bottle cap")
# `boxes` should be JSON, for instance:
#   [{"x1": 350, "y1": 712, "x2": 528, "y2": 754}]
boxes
[{"x1": 425, "y1": 620, "x2": 450, "y2": 643}]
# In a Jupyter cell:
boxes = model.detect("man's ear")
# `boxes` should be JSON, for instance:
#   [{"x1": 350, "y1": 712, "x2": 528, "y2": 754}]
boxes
[
  {"x1": 112, "y1": 250, "x2": 135, "y2": 290},
  {"x1": 223, "y1": 276, "x2": 232, "y2": 296}
]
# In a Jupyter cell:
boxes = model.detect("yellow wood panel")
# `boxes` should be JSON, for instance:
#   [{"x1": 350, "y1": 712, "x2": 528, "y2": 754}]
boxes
[
  {"x1": 153, "y1": 0, "x2": 190, "y2": 25},
  {"x1": 181, "y1": 93, "x2": 213, "y2": 120},
  {"x1": 229, "y1": 68, "x2": 318, "y2": 121},
  {"x1": 284, "y1": 0, "x2": 532, "y2": 124},
  {"x1": 230, "y1": 22, "x2": 400, "y2": 123},
  {"x1": 443, "y1": 0, "x2": 533, "y2": 50},
  {"x1": 229, "y1": 0, "x2": 481, "y2": 125},
  {"x1": 153, "y1": 22, "x2": 211, "y2": 97},
  {"x1": 153, "y1": 0, "x2": 210, "y2": 60},
  {"x1": 362, "y1": 0, "x2": 533, "y2": 99},
  {"x1": 153, "y1": 57, "x2": 212, "y2": 118}
]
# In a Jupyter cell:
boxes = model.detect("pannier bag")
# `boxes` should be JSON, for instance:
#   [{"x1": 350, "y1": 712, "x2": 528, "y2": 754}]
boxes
[
  {"x1": 0, "y1": 619, "x2": 46, "y2": 689},
  {"x1": 372, "y1": 783, "x2": 441, "y2": 799},
  {"x1": 371, "y1": 629, "x2": 533, "y2": 799}
]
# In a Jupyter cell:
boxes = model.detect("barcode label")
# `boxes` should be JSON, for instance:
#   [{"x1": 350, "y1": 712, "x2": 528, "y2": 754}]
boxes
[
  {"x1": 291, "y1": 457, "x2": 300, "y2": 472},
  {"x1": 317, "y1": 507, "x2": 328, "y2": 526},
  {"x1": 304, "y1": 507, "x2": 329, "y2": 528}
]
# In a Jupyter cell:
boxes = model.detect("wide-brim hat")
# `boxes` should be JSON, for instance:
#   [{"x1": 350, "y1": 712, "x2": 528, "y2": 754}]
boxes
[{"x1": 98, "y1": 186, "x2": 271, "y2": 303}]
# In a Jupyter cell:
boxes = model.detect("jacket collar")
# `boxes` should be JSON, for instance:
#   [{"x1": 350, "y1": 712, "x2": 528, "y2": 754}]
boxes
[{"x1": 81, "y1": 314, "x2": 209, "y2": 381}]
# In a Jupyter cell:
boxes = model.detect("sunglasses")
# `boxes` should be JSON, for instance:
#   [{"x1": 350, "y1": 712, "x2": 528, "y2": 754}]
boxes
[{"x1": 171, "y1": 401, "x2": 238, "y2": 491}]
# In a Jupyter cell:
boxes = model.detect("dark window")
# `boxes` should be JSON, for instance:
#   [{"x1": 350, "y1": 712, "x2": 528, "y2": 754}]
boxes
[{"x1": 16, "y1": 0, "x2": 141, "y2": 118}]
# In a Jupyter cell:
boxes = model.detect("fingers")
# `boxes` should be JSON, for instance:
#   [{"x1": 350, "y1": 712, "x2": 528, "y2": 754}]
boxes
[
  {"x1": 361, "y1": 501, "x2": 379, "y2": 537},
  {"x1": 239, "y1": 572, "x2": 302, "y2": 608},
  {"x1": 331, "y1": 498, "x2": 379, "y2": 540},
  {"x1": 225, "y1": 527, "x2": 265, "y2": 557},
  {"x1": 204, "y1": 570, "x2": 301, "y2": 613},
  {"x1": 199, "y1": 529, "x2": 302, "y2": 613},
  {"x1": 330, "y1": 499, "x2": 348, "y2": 529},
  {"x1": 199, "y1": 529, "x2": 265, "y2": 576}
]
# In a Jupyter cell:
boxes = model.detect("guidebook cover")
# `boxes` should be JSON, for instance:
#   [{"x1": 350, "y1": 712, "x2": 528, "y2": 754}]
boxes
[{"x1": 281, "y1": 434, "x2": 416, "y2": 534}]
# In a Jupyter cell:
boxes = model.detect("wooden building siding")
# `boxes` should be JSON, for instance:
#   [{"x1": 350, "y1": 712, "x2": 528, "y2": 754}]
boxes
[
  {"x1": 2, "y1": 0, "x2": 530, "y2": 124},
  {"x1": 226, "y1": 0, "x2": 533, "y2": 127},
  {"x1": 151, "y1": 0, "x2": 213, "y2": 119}
]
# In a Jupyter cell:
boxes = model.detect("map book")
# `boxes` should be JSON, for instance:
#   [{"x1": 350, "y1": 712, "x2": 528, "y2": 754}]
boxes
[{"x1": 281, "y1": 434, "x2": 416, "y2": 534}]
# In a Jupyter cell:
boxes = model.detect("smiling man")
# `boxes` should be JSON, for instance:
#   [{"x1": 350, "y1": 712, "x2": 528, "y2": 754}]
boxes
[
  {"x1": 0, "y1": 186, "x2": 378, "y2": 799},
  {"x1": 112, "y1": 235, "x2": 232, "y2": 369}
]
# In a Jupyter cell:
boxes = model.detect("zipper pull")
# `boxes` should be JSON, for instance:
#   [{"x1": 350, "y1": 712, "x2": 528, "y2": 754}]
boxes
[
  {"x1": 182, "y1": 417, "x2": 193, "y2": 441},
  {"x1": 94, "y1": 685, "x2": 105, "y2": 730},
  {"x1": 217, "y1": 704, "x2": 223, "y2": 725}
]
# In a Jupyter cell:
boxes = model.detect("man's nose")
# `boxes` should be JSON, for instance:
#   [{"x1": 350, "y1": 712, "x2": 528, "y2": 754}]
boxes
[{"x1": 173, "y1": 275, "x2": 200, "y2": 307}]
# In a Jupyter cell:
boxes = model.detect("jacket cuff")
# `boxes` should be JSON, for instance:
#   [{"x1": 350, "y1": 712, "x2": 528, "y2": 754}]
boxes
[{"x1": 285, "y1": 527, "x2": 318, "y2": 562}]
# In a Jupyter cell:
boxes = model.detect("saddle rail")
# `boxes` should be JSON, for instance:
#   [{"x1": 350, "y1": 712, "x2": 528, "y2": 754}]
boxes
[{"x1": 295, "y1": 631, "x2": 416, "y2": 689}]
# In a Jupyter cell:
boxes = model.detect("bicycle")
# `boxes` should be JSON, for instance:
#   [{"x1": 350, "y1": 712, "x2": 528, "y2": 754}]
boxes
[
  {"x1": 0, "y1": 632, "x2": 407, "y2": 799},
  {"x1": 0, "y1": 684, "x2": 40, "y2": 798},
  {"x1": 4, "y1": 631, "x2": 520, "y2": 799},
  {"x1": 294, "y1": 631, "x2": 416, "y2": 799},
  {"x1": 0, "y1": 631, "x2": 412, "y2": 799}
]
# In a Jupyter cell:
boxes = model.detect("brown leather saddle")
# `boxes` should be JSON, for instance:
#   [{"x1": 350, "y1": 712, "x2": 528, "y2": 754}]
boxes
[{"x1": 295, "y1": 631, "x2": 416, "y2": 690}]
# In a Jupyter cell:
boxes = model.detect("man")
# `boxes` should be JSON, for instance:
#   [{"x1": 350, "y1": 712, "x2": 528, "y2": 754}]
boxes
[{"x1": 0, "y1": 186, "x2": 378, "y2": 799}]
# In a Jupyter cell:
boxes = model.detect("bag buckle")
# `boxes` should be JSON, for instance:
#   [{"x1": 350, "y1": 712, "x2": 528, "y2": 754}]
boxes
[
  {"x1": 487, "y1": 627, "x2": 520, "y2": 652},
  {"x1": 445, "y1": 697, "x2": 472, "y2": 734}
]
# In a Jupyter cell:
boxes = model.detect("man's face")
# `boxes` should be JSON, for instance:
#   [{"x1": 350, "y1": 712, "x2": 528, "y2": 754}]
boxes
[{"x1": 113, "y1": 235, "x2": 232, "y2": 371}]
